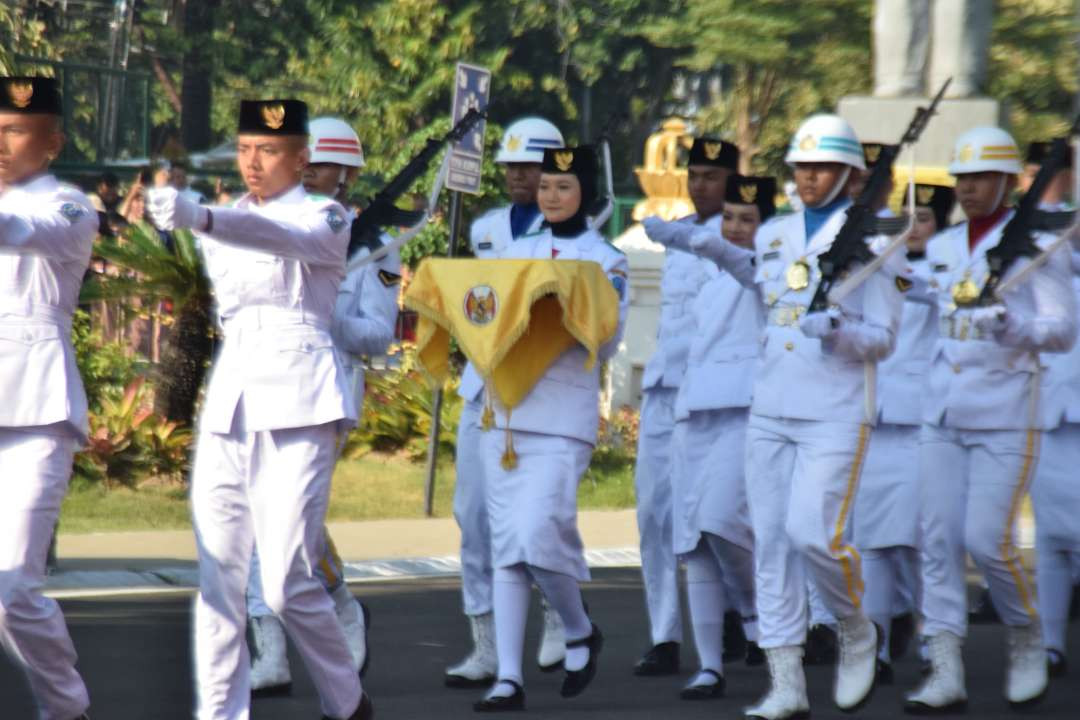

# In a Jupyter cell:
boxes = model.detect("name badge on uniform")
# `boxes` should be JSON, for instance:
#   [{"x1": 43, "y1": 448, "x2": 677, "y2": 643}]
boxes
[
  {"x1": 785, "y1": 260, "x2": 811, "y2": 291},
  {"x1": 478, "y1": 242, "x2": 493, "y2": 250},
  {"x1": 932, "y1": 263, "x2": 949, "y2": 273},
  {"x1": 763, "y1": 251, "x2": 780, "y2": 261}
]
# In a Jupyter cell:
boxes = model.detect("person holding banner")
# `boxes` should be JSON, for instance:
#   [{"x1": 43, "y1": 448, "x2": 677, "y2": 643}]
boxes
[
  {"x1": 148, "y1": 99, "x2": 372, "y2": 720},
  {"x1": 245, "y1": 116, "x2": 398, "y2": 696},
  {"x1": 0, "y1": 75, "x2": 96, "y2": 720},
  {"x1": 447, "y1": 116, "x2": 568, "y2": 688},
  {"x1": 473, "y1": 145, "x2": 629, "y2": 712}
]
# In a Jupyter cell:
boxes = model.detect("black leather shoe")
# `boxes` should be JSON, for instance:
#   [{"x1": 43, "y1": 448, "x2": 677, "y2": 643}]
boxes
[
  {"x1": 745, "y1": 641, "x2": 766, "y2": 667},
  {"x1": 679, "y1": 669, "x2": 725, "y2": 700},
  {"x1": 562, "y1": 623, "x2": 603, "y2": 697},
  {"x1": 890, "y1": 612, "x2": 915, "y2": 660},
  {"x1": 1048, "y1": 649, "x2": 1068, "y2": 678},
  {"x1": 473, "y1": 680, "x2": 525, "y2": 712},
  {"x1": 967, "y1": 588, "x2": 999, "y2": 624},
  {"x1": 252, "y1": 682, "x2": 292, "y2": 698},
  {"x1": 803, "y1": 624, "x2": 837, "y2": 665},
  {"x1": 876, "y1": 659, "x2": 894, "y2": 685},
  {"x1": 632, "y1": 640, "x2": 679, "y2": 676},
  {"x1": 359, "y1": 602, "x2": 372, "y2": 678},
  {"x1": 323, "y1": 692, "x2": 374, "y2": 720},
  {"x1": 722, "y1": 610, "x2": 747, "y2": 662}
]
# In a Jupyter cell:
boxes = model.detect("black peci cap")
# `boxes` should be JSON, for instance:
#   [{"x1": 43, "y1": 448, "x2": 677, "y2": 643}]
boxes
[
  {"x1": 541, "y1": 145, "x2": 598, "y2": 208},
  {"x1": 0, "y1": 77, "x2": 61, "y2": 115},
  {"x1": 1025, "y1": 140, "x2": 1073, "y2": 169},
  {"x1": 862, "y1": 142, "x2": 898, "y2": 169},
  {"x1": 237, "y1": 99, "x2": 309, "y2": 136},
  {"x1": 914, "y1": 184, "x2": 956, "y2": 230},
  {"x1": 688, "y1": 137, "x2": 739, "y2": 170},
  {"x1": 724, "y1": 174, "x2": 777, "y2": 221}
]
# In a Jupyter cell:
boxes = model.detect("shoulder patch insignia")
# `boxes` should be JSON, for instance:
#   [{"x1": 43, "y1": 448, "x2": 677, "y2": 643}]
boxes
[
  {"x1": 325, "y1": 210, "x2": 346, "y2": 234},
  {"x1": 59, "y1": 202, "x2": 87, "y2": 222},
  {"x1": 895, "y1": 276, "x2": 914, "y2": 292},
  {"x1": 378, "y1": 269, "x2": 402, "y2": 287},
  {"x1": 611, "y1": 274, "x2": 626, "y2": 300}
]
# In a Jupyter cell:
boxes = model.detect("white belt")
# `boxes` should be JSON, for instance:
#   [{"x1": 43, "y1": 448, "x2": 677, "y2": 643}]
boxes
[
  {"x1": 221, "y1": 305, "x2": 330, "y2": 333},
  {"x1": 0, "y1": 301, "x2": 74, "y2": 330}
]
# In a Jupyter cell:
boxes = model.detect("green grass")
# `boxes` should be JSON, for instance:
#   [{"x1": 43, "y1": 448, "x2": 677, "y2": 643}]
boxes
[{"x1": 58, "y1": 451, "x2": 637, "y2": 534}]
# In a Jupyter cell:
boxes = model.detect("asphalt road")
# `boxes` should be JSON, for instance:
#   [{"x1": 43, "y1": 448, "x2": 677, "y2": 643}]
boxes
[{"x1": 3, "y1": 568, "x2": 1079, "y2": 719}]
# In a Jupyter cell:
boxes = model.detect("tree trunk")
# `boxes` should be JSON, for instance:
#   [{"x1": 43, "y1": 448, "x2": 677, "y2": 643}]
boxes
[
  {"x1": 155, "y1": 296, "x2": 213, "y2": 426},
  {"x1": 180, "y1": 0, "x2": 219, "y2": 152}
]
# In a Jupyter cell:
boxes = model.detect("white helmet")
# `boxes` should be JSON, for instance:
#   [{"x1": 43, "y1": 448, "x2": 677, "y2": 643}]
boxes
[
  {"x1": 308, "y1": 117, "x2": 365, "y2": 168},
  {"x1": 785, "y1": 114, "x2": 865, "y2": 170},
  {"x1": 495, "y1": 116, "x2": 564, "y2": 163},
  {"x1": 948, "y1": 126, "x2": 1022, "y2": 175}
]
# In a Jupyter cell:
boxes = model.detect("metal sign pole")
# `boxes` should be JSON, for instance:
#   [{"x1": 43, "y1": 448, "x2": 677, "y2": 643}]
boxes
[{"x1": 422, "y1": 190, "x2": 463, "y2": 517}]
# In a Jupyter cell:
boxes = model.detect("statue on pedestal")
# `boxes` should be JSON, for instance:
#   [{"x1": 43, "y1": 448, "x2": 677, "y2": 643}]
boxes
[{"x1": 873, "y1": 0, "x2": 993, "y2": 98}]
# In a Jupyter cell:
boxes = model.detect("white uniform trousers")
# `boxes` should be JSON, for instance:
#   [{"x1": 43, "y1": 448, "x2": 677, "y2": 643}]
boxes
[
  {"x1": 0, "y1": 428, "x2": 88, "y2": 720},
  {"x1": 633, "y1": 387, "x2": 683, "y2": 645},
  {"x1": 483, "y1": 429, "x2": 591, "y2": 580},
  {"x1": 1032, "y1": 423, "x2": 1080, "y2": 653},
  {"x1": 918, "y1": 423, "x2": 1040, "y2": 638},
  {"x1": 745, "y1": 414, "x2": 871, "y2": 648},
  {"x1": 191, "y1": 420, "x2": 360, "y2": 720},
  {"x1": 453, "y1": 399, "x2": 493, "y2": 616},
  {"x1": 246, "y1": 529, "x2": 346, "y2": 618}
]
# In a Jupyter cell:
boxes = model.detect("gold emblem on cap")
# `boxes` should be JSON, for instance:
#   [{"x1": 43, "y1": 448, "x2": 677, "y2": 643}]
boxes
[
  {"x1": 916, "y1": 186, "x2": 935, "y2": 205},
  {"x1": 798, "y1": 135, "x2": 817, "y2": 151},
  {"x1": 505, "y1": 135, "x2": 522, "y2": 152},
  {"x1": 951, "y1": 273, "x2": 979, "y2": 307},
  {"x1": 864, "y1": 144, "x2": 882, "y2": 163},
  {"x1": 703, "y1": 141, "x2": 722, "y2": 161},
  {"x1": 261, "y1": 103, "x2": 286, "y2": 130},
  {"x1": 958, "y1": 144, "x2": 974, "y2": 163},
  {"x1": 554, "y1": 150, "x2": 574, "y2": 172},
  {"x1": 786, "y1": 260, "x2": 811, "y2": 291},
  {"x1": 7, "y1": 80, "x2": 33, "y2": 109},
  {"x1": 738, "y1": 183, "x2": 758, "y2": 203}
]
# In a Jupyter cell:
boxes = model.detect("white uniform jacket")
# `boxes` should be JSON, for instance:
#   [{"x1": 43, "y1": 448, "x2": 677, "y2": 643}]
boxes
[
  {"x1": 333, "y1": 230, "x2": 401, "y2": 414},
  {"x1": 492, "y1": 227, "x2": 630, "y2": 445},
  {"x1": 458, "y1": 205, "x2": 545, "y2": 403},
  {"x1": 923, "y1": 214, "x2": 1077, "y2": 430},
  {"x1": 0, "y1": 174, "x2": 97, "y2": 439},
  {"x1": 642, "y1": 214, "x2": 719, "y2": 392},
  {"x1": 748, "y1": 206, "x2": 905, "y2": 424},
  {"x1": 1039, "y1": 254, "x2": 1080, "y2": 430},
  {"x1": 675, "y1": 268, "x2": 763, "y2": 419},
  {"x1": 197, "y1": 185, "x2": 355, "y2": 434},
  {"x1": 876, "y1": 254, "x2": 937, "y2": 426}
]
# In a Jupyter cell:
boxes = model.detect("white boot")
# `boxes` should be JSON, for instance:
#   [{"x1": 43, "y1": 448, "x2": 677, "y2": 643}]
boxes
[
  {"x1": 904, "y1": 631, "x2": 966, "y2": 713},
  {"x1": 835, "y1": 613, "x2": 878, "y2": 710},
  {"x1": 744, "y1": 646, "x2": 810, "y2": 720},
  {"x1": 1005, "y1": 623, "x2": 1048, "y2": 706},
  {"x1": 537, "y1": 596, "x2": 566, "y2": 671},
  {"x1": 331, "y1": 583, "x2": 368, "y2": 675},
  {"x1": 249, "y1": 614, "x2": 291, "y2": 695},
  {"x1": 445, "y1": 612, "x2": 497, "y2": 687}
]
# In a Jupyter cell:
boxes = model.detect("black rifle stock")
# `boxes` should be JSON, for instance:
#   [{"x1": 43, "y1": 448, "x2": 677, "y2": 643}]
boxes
[
  {"x1": 807, "y1": 79, "x2": 950, "y2": 313},
  {"x1": 349, "y1": 108, "x2": 485, "y2": 256}
]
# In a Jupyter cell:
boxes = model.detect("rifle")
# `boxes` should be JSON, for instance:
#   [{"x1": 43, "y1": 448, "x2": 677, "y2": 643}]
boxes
[
  {"x1": 589, "y1": 113, "x2": 622, "y2": 230},
  {"x1": 349, "y1": 108, "x2": 485, "y2": 257},
  {"x1": 975, "y1": 112, "x2": 1080, "y2": 305},
  {"x1": 807, "y1": 78, "x2": 950, "y2": 313}
]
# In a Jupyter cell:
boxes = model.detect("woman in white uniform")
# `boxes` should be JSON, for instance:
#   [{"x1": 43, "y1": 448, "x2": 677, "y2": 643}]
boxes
[
  {"x1": 473, "y1": 146, "x2": 629, "y2": 712},
  {"x1": 671, "y1": 175, "x2": 775, "y2": 700}
]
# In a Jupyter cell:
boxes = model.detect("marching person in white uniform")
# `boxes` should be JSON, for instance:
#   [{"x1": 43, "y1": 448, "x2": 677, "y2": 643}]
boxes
[
  {"x1": 0, "y1": 76, "x2": 95, "y2": 720},
  {"x1": 148, "y1": 99, "x2": 372, "y2": 720},
  {"x1": 446, "y1": 116, "x2": 567, "y2": 688},
  {"x1": 668, "y1": 174, "x2": 776, "y2": 700},
  {"x1": 473, "y1": 145, "x2": 629, "y2": 712},
  {"x1": 906, "y1": 127, "x2": 1077, "y2": 713},
  {"x1": 633, "y1": 136, "x2": 737, "y2": 677},
  {"x1": 853, "y1": 183, "x2": 955, "y2": 684},
  {"x1": 245, "y1": 116, "x2": 397, "y2": 695},
  {"x1": 648, "y1": 114, "x2": 904, "y2": 719}
]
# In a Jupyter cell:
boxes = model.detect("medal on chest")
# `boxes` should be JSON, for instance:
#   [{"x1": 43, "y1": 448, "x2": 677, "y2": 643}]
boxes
[
  {"x1": 951, "y1": 271, "x2": 979, "y2": 307},
  {"x1": 785, "y1": 259, "x2": 811, "y2": 291}
]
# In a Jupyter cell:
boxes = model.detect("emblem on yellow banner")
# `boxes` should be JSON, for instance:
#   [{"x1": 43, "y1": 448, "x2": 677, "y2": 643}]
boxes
[
  {"x1": 464, "y1": 285, "x2": 498, "y2": 325},
  {"x1": 786, "y1": 260, "x2": 811, "y2": 291},
  {"x1": 261, "y1": 103, "x2": 286, "y2": 130}
]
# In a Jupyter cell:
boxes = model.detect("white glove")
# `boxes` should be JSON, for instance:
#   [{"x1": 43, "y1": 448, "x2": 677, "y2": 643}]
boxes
[
  {"x1": 642, "y1": 216, "x2": 692, "y2": 251},
  {"x1": 972, "y1": 305, "x2": 1008, "y2": 335},
  {"x1": 799, "y1": 308, "x2": 842, "y2": 339},
  {"x1": 148, "y1": 187, "x2": 209, "y2": 231},
  {"x1": 688, "y1": 227, "x2": 724, "y2": 254}
]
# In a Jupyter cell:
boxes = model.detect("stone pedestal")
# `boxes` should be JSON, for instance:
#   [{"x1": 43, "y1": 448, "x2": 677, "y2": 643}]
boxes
[{"x1": 838, "y1": 95, "x2": 1004, "y2": 169}]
